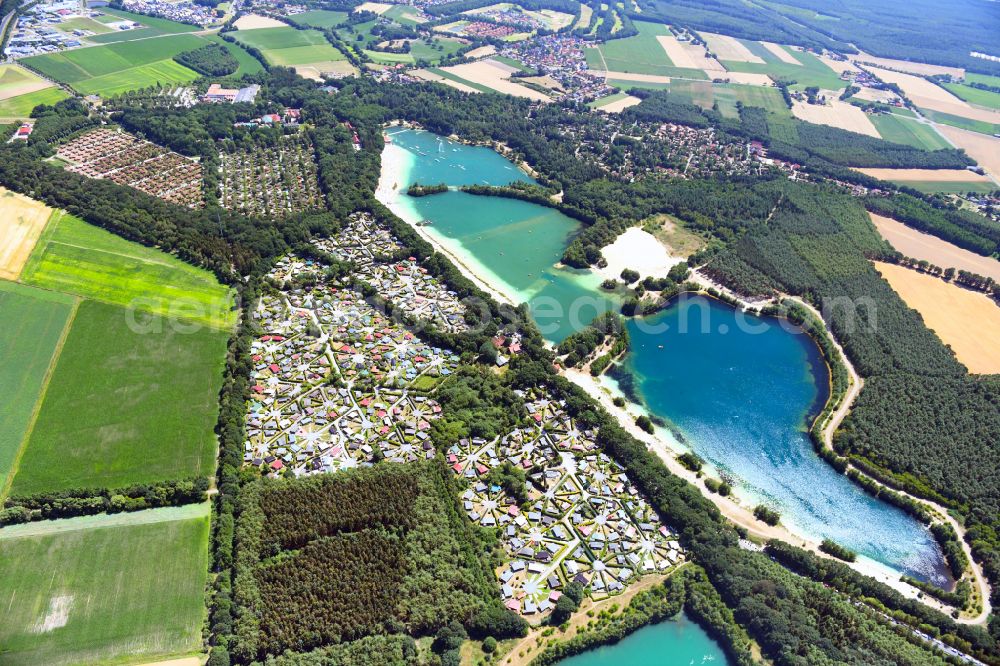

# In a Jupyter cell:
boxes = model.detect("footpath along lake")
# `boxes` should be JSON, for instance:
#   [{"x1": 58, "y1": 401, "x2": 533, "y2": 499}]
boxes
[{"x1": 376, "y1": 127, "x2": 954, "y2": 636}]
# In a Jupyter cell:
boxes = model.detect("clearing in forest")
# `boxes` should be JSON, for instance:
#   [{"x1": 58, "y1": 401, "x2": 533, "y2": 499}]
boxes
[
  {"x1": 0, "y1": 504, "x2": 209, "y2": 666},
  {"x1": 874, "y1": 261, "x2": 1000, "y2": 374},
  {"x1": 0, "y1": 187, "x2": 54, "y2": 280},
  {"x1": 10, "y1": 300, "x2": 228, "y2": 496}
]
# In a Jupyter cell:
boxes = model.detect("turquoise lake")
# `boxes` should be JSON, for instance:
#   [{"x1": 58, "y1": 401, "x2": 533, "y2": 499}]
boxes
[
  {"x1": 557, "y1": 613, "x2": 729, "y2": 666},
  {"x1": 380, "y1": 128, "x2": 952, "y2": 587}
]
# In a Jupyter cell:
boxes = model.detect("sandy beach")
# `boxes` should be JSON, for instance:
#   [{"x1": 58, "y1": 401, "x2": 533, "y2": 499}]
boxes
[{"x1": 596, "y1": 227, "x2": 683, "y2": 282}]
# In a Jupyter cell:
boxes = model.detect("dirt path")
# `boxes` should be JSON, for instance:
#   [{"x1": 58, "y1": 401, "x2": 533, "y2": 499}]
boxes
[{"x1": 0, "y1": 502, "x2": 210, "y2": 539}]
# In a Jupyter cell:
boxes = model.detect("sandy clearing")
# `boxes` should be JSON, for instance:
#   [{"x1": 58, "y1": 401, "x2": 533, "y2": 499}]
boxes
[
  {"x1": 232, "y1": 13, "x2": 285, "y2": 29},
  {"x1": 819, "y1": 55, "x2": 860, "y2": 76},
  {"x1": 760, "y1": 41, "x2": 799, "y2": 65},
  {"x1": 702, "y1": 32, "x2": 763, "y2": 63},
  {"x1": 440, "y1": 60, "x2": 550, "y2": 101},
  {"x1": 0, "y1": 187, "x2": 53, "y2": 280},
  {"x1": 792, "y1": 97, "x2": 880, "y2": 137},
  {"x1": 857, "y1": 168, "x2": 992, "y2": 182},
  {"x1": 852, "y1": 53, "x2": 964, "y2": 78},
  {"x1": 464, "y1": 44, "x2": 496, "y2": 59},
  {"x1": 597, "y1": 226, "x2": 683, "y2": 280},
  {"x1": 722, "y1": 71, "x2": 773, "y2": 85},
  {"x1": 596, "y1": 94, "x2": 642, "y2": 113},
  {"x1": 601, "y1": 70, "x2": 672, "y2": 83},
  {"x1": 936, "y1": 124, "x2": 1000, "y2": 182},
  {"x1": 852, "y1": 86, "x2": 897, "y2": 103},
  {"x1": 874, "y1": 261, "x2": 1000, "y2": 374},
  {"x1": 354, "y1": 1, "x2": 393, "y2": 14},
  {"x1": 870, "y1": 213, "x2": 1000, "y2": 282}
]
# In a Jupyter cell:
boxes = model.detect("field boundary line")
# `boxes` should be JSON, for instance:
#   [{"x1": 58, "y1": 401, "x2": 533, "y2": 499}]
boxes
[
  {"x1": 0, "y1": 296, "x2": 79, "y2": 501},
  {"x1": 45, "y1": 239, "x2": 188, "y2": 270},
  {"x1": 0, "y1": 502, "x2": 210, "y2": 539}
]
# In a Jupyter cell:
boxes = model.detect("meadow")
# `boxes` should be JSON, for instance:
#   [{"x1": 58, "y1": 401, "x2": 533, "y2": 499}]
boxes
[
  {"x1": 584, "y1": 22, "x2": 708, "y2": 79},
  {"x1": 942, "y1": 82, "x2": 1000, "y2": 111},
  {"x1": 232, "y1": 26, "x2": 345, "y2": 66},
  {"x1": 0, "y1": 87, "x2": 69, "y2": 119},
  {"x1": 869, "y1": 113, "x2": 951, "y2": 151},
  {"x1": 289, "y1": 9, "x2": 349, "y2": 28},
  {"x1": 0, "y1": 504, "x2": 209, "y2": 666},
  {"x1": 366, "y1": 38, "x2": 464, "y2": 65},
  {"x1": 919, "y1": 107, "x2": 1000, "y2": 136},
  {"x1": 21, "y1": 212, "x2": 236, "y2": 330},
  {"x1": 10, "y1": 299, "x2": 228, "y2": 496},
  {"x1": 0, "y1": 281, "x2": 74, "y2": 493}
]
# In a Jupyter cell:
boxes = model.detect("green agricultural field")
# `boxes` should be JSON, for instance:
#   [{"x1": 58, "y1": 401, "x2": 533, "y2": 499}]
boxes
[
  {"x1": 232, "y1": 26, "x2": 345, "y2": 66},
  {"x1": 0, "y1": 64, "x2": 49, "y2": 97},
  {"x1": 22, "y1": 33, "x2": 211, "y2": 94},
  {"x1": 608, "y1": 78, "x2": 670, "y2": 91},
  {"x1": 965, "y1": 73, "x2": 1000, "y2": 89},
  {"x1": 290, "y1": 9, "x2": 349, "y2": 28},
  {"x1": 383, "y1": 4, "x2": 425, "y2": 26},
  {"x1": 366, "y1": 38, "x2": 464, "y2": 65},
  {"x1": 870, "y1": 114, "x2": 951, "y2": 151},
  {"x1": 942, "y1": 82, "x2": 1000, "y2": 111},
  {"x1": 426, "y1": 67, "x2": 493, "y2": 93},
  {"x1": 0, "y1": 281, "x2": 75, "y2": 492},
  {"x1": 86, "y1": 8, "x2": 199, "y2": 43},
  {"x1": 22, "y1": 212, "x2": 236, "y2": 330},
  {"x1": 206, "y1": 35, "x2": 265, "y2": 75},
  {"x1": 589, "y1": 91, "x2": 630, "y2": 108},
  {"x1": 54, "y1": 16, "x2": 115, "y2": 35},
  {"x1": 719, "y1": 41, "x2": 843, "y2": 91},
  {"x1": 919, "y1": 107, "x2": 1000, "y2": 136},
  {"x1": 0, "y1": 504, "x2": 209, "y2": 666},
  {"x1": 0, "y1": 87, "x2": 69, "y2": 119},
  {"x1": 886, "y1": 180, "x2": 997, "y2": 195},
  {"x1": 584, "y1": 22, "x2": 708, "y2": 78},
  {"x1": 10, "y1": 300, "x2": 228, "y2": 496}
]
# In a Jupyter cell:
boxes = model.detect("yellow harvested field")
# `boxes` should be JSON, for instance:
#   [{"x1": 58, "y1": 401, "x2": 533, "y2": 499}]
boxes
[
  {"x1": 521, "y1": 74, "x2": 564, "y2": 91},
  {"x1": 0, "y1": 65, "x2": 55, "y2": 102},
  {"x1": 936, "y1": 125, "x2": 1000, "y2": 182},
  {"x1": 874, "y1": 261, "x2": 1000, "y2": 374},
  {"x1": 869, "y1": 67, "x2": 1000, "y2": 123},
  {"x1": 0, "y1": 187, "x2": 53, "y2": 280},
  {"x1": 441, "y1": 59, "x2": 551, "y2": 101},
  {"x1": 411, "y1": 68, "x2": 479, "y2": 94},
  {"x1": 657, "y1": 34, "x2": 699, "y2": 69},
  {"x1": 526, "y1": 8, "x2": 574, "y2": 30},
  {"x1": 851, "y1": 53, "x2": 964, "y2": 78},
  {"x1": 819, "y1": 55, "x2": 860, "y2": 76},
  {"x1": 702, "y1": 32, "x2": 763, "y2": 63},
  {"x1": 760, "y1": 41, "x2": 800, "y2": 65},
  {"x1": 575, "y1": 2, "x2": 592, "y2": 28},
  {"x1": 857, "y1": 168, "x2": 992, "y2": 182},
  {"x1": 354, "y1": 1, "x2": 393, "y2": 13},
  {"x1": 723, "y1": 72, "x2": 774, "y2": 86},
  {"x1": 792, "y1": 97, "x2": 880, "y2": 137},
  {"x1": 601, "y1": 71, "x2": 672, "y2": 83},
  {"x1": 870, "y1": 213, "x2": 1000, "y2": 282},
  {"x1": 597, "y1": 95, "x2": 642, "y2": 113},
  {"x1": 465, "y1": 45, "x2": 496, "y2": 59},
  {"x1": 232, "y1": 13, "x2": 286, "y2": 29}
]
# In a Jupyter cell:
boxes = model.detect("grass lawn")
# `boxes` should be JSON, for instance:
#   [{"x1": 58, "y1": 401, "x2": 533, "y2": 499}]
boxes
[
  {"x1": 10, "y1": 299, "x2": 228, "y2": 496},
  {"x1": 86, "y1": 8, "x2": 199, "y2": 43},
  {"x1": 720, "y1": 42, "x2": 842, "y2": 91},
  {"x1": 0, "y1": 281, "x2": 75, "y2": 492},
  {"x1": 0, "y1": 504, "x2": 209, "y2": 666},
  {"x1": 870, "y1": 114, "x2": 951, "y2": 151},
  {"x1": 942, "y1": 82, "x2": 1000, "y2": 111},
  {"x1": 21, "y1": 212, "x2": 236, "y2": 330},
  {"x1": 290, "y1": 9, "x2": 349, "y2": 28},
  {"x1": 0, "y1": 87, "x2": 69, "y2": 119},
  {"x1": 584, "y1": 22, "x2": 708, "y2": 79}
]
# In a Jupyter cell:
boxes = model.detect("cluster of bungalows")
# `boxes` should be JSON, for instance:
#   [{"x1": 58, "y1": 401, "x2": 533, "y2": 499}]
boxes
[
  {"x1": 202, "y1": 83, "x2": 260, "y2": 104},
  {"x1": 245, "y1": 255, "x2": 460, "y2": 476},
  {"x1": 447, "y1": 391, "x2": 686, "y2": 618},
  {"x1": 313, "y1": 212, "x2": 470, "y2": 333},
  {"x1": 219, "y1": 133, "x2": 322, "y2": 219},
  {"x1": 56, "y1": 128, "x2": 203, "y2": 207}
]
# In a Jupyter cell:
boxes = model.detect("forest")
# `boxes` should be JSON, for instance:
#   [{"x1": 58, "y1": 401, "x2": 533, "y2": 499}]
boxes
[
  {"x1": 231, "y1": 461, "x2": 520, "y2": 661},
  {"x1": 174, "y1": 43, "x2": 240, "y2": 77}
]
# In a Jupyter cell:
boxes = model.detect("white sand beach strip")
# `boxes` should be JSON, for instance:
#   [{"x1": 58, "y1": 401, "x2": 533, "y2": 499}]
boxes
[{"x1": 597, "y1": 227, "x2": 683, "y2": 281}]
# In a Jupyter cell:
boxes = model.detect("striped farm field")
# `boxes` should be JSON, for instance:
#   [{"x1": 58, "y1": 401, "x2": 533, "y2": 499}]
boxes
[
  {"x1": 869, "y1": 113, "x2": 951, "y2": 151},
  {"x1": 0, "y1": 87, "x2": 70, "y2": 119},
  {"x1": 584, "y1": 22, "x2": 708, "y2": 79},
  {"x1": 85, "y1": 7, "x2": 199, "y2": 43},
  {"x1": 10, "y1": 299, "x2": 228, "y2": 496},
  {"x1": 232, "y1": 26, "x2": 346, "y2": 66},
  {"x1": 21, "y1": 212, "x2": 236, "y2": 330},
  {"x1": 0, "y1": 504, "x2": 210, "y2": 666},
  {"x1": 0, "y1": 281, "x2": 75, "y2": 493}
]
